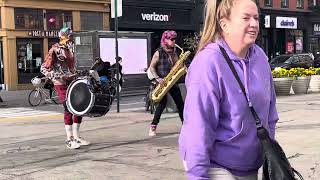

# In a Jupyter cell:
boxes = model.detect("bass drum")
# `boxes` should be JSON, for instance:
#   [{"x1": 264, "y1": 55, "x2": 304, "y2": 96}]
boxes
[{"x1": 66, "y1": 78, "x2": 113, "y2": 117}]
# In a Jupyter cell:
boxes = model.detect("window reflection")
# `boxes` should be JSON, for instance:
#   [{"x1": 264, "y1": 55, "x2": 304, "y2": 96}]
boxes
[
  {"x1": 46, "y1": 10, "x2": 72, "y2": 30},
  {"x1": 281, "y1": 0, "x2": 289, "y2": 8},
  {"x1": 17, "y1": 39, "x2": 43, "y2": 84},
  {"x1": 296, "y1": 0, "x2": 304, "y2": 8},
  {"x1": 80, "y1": 12, "x2": 103, "y2": 30},
  {"x1": 15, "y1": 8, "x2": 43, "y2": 29}
]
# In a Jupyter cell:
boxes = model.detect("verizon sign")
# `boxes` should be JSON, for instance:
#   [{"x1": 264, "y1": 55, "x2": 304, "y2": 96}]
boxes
[
  {"x1": 141, "y1": 12, "x2": 169, "y2": 22},
  {"x1": 118, "y1": 6, "x2": 194, "y2": 30}
]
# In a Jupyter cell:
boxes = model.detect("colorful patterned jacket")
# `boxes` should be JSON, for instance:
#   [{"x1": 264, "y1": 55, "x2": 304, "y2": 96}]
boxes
[{"x1": 41, "y1": 43, "x2": 76, "y2": 85}]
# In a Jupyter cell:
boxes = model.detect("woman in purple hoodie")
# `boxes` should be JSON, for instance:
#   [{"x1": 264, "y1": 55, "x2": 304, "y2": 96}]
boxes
[{"x1": 179, "y1": 0, "x2": 279, "y2": 179}]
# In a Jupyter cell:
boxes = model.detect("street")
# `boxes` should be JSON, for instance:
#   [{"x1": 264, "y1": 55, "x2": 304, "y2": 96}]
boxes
[{"x1": 0, "y1": 93, "x2": 320, "y2": 179}]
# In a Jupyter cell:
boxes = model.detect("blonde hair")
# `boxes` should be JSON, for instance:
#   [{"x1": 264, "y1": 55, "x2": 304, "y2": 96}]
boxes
[{"x1": 197, "y1": 0, "x2": 255, "y2": 53}]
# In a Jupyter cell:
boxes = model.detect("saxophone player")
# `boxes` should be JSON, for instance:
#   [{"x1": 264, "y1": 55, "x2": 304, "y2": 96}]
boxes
[{"x1": 148, "y1": 30, "x2": 184, "y2": 136}]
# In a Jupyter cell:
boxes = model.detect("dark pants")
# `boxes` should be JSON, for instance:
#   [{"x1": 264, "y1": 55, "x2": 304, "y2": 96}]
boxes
[
  {"x1": 54, "y1": 85, "x2": 82, "y2": 125},
  {"x1": 151, "y1": 84, "x2": 184, "y2": 125}
]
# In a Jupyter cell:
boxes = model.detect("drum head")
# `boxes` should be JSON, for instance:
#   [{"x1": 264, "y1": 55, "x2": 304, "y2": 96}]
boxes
[{"x1": 67, "y1": 79, "x2": 94, "y2": 116}]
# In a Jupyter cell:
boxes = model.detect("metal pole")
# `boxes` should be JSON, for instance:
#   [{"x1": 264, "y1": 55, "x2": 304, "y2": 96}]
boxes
[{"x1": 115, "y1": 0, "x2": 120, "y2": 113}]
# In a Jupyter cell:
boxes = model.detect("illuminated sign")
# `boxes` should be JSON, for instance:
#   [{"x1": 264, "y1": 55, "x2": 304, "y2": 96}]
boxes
[
  {"x1": 276, "y1": 17, "x2": 297, "y2": 29},
  {"x1": 28, "y1": 31, "x2": 59, "y2": 38}
]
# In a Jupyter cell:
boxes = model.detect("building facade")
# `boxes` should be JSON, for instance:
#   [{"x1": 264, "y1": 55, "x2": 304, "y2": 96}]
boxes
[
  {"x1": 307, "y1": 0, "x2": 320, "y2": 55},
  {"x1": 0, "y1": 0, "x2": 110, "y2": 90},
  {"x1": 259, "y1": 0, "x2": 311, "y2": 59},
  {"x1": 110, "y1": 0, "x2": 198, "y2": 55},
  {"x1": 196, "y1": 0, "x2": 320, "y2": 60}
]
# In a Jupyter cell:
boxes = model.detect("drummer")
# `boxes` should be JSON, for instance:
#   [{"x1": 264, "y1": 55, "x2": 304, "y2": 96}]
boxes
[
  {"x1": 91, "y1": 57, "x2": 112, "y2": 87},
  {"x1": 41, "y1": 27, "x2": 90, "y2": 149}
]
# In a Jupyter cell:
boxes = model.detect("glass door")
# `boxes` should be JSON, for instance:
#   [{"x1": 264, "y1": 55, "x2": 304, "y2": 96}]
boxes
[{"x1": 16, "y1": 39, "x2": 43, "y2": 84}]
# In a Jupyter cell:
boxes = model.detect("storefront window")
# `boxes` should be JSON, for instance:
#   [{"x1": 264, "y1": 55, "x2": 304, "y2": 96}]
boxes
[
  {"x1": 310, "y1": 38, "x2": 320, "y2": 54},
  {"x1": 80, "y1": 12, "x2": 103, "y2": 31},
  {"x1": 287, "y1": 30, "x2": 304, "y2": 54},
  {"x1": 17, "y1": 39, "x2": 43, "y2": 84},
  {"x1": 295, "y1": 37, "x2": 303, "y2": 53},
  {"x1": 46, "y1": 10, "x2": 72, "y2": 30},
  {"x1": 15, "y1": 8, "x2": 43, "y2": 29}
]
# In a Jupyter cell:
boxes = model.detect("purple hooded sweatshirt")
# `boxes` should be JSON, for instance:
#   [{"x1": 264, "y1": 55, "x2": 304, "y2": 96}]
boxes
[{"x1": 179, "y1": 39, "x2": 279, "y2": 179}]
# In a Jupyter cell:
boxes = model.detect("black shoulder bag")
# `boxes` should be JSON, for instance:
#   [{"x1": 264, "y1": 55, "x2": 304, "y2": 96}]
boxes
[{"x1": 219, "y1": 46, "x2": 303, "y2": 180}]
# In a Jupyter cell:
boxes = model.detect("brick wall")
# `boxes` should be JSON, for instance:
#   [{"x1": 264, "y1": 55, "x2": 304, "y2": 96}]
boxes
[{"x1": 259, "y1": 0, "x2": 309, "y2": 11}]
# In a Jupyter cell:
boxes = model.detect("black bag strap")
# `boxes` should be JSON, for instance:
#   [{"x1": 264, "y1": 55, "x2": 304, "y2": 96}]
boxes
[{"x1": 218, "y1": 45, "x2": 262, "y2": 128}]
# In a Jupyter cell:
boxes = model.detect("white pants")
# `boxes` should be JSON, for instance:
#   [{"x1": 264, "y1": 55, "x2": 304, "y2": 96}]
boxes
[{"x1": 208, "y1": 168, "x2": 258, "y2": 180}]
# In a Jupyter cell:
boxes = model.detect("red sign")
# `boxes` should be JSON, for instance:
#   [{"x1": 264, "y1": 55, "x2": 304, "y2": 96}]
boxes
[{"x1": 287, "y1": 42, "x2": 294, "y2": 54}]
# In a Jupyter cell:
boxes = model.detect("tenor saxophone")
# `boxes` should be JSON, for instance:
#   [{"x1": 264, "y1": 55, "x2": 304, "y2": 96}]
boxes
[{"x1": 151, "y1": 44, "x2": 191, "y2": 103}]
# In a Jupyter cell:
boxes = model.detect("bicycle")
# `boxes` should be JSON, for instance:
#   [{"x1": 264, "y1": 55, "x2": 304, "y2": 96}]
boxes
[
  {"x1": 143, "y1": 67, "x2": 158, "y2": 114},
  {"x1": 28, "y1": 76, "x2": 59, "y2": 106},
  {"x1": 144, "y1": 80, "x2": 158, "y2": 114}
]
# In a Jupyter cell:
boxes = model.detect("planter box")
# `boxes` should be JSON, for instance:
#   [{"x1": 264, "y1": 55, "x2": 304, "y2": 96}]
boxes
[
  {"x1": 292, "y1": 76, "x2": 311, "y2": 94},
  {"x1": 273, "y1": 77, "x2": 293, "y2": 96},
  {"x1": 309, "y1": 75, "x2": 320, "y2": 93}
]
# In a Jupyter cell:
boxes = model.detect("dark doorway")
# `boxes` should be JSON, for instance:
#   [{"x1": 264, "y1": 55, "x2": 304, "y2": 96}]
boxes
[{"x1": 275, "y1": 29, "x2": 286, "y2": 55}]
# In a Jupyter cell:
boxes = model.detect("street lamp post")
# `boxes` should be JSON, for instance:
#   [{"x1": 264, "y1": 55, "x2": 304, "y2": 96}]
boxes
[{"x1": 114, "y1": 0, "x2": 120, "y2": 113}]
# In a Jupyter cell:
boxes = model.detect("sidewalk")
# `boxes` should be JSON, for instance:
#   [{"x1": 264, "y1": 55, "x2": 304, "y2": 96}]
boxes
[
  {"x1": 0, "y1": 92, "x2": 319, "y2": 179},
  {"x1": 0, "y1": 90, "x2": 31, "y2": 107}
]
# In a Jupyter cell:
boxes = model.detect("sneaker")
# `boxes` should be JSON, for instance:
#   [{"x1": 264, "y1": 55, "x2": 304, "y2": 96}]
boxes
[
  {"x1": 75, "y1": 137, "x2": 91, "y2": 146},
  {"x1": 65, "y1": 139, "x2": 80, "y2": 149},
  {"x1": 149, "y1": 125, "x2": 157, "y2": 137}
]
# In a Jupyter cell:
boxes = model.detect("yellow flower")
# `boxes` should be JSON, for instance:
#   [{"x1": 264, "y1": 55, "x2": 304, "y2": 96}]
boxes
[{"x1": 272, "y1": 68, "x2": 289, "y2": 78}]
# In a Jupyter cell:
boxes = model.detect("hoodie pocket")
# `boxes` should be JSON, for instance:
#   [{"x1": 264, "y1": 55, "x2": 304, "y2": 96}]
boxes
[
  {"x1": 217, "y1": 120, "x2": 244, "y2": 143},
  {"x1": 212, "y1": 120, "x2": 261, "y2": 170}
]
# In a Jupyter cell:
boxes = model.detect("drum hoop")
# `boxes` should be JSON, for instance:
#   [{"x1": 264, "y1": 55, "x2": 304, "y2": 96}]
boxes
[{"x1": 66, "y1": 79, "x2": 94, "y2": 116}]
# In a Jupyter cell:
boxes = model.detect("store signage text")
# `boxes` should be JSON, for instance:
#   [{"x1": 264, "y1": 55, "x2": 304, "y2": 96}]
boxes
[
  {"x1": 314, "y1": 24, "x2": 320, "y2": 35},
  {"x1": 141, "y1": 12, "x2": 169, "y2": 22},
  {"x1": 281, "y1": 20, "x2": 295, "y2": 26},
  {"x1": 28, "y1": 31, "x2": 59, "y2": 38},
  {"x1": 276, "y1": 17, "x2": 297, "y2": 29},
  {"x1": 264, "y1": 15, "x2": 270, "y2": 28}
]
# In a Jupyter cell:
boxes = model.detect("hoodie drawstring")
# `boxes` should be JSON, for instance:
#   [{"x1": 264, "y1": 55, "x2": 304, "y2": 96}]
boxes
[{"x1": 239, "y1": 60, "x2": 252, "y2": 107}]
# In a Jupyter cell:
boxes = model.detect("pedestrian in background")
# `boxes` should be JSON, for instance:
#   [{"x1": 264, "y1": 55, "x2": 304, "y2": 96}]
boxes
[
  {"x1": 111, "y1": 56, "x2": 124, "y2": 88},
  {"x1": 179, "y1": 0, "x2": 279, "y2": 179}
]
